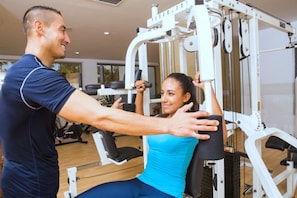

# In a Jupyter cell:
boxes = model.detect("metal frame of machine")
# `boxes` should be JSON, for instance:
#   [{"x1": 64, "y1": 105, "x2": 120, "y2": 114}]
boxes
[{"x1": 65, "y1": 1, "x2": 297, "y2": 197}]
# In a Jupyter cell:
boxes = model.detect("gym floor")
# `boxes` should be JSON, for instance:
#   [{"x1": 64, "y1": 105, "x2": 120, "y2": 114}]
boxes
[
  {"x1": 56, "y1": 131, "x2": 144, "y2": 197},
  {"x1": 0, "y1": 129, "x2": 295, "y2": 197},
  {"x1": 57, "y1": 129, "x2": 296, "y2": 198}
]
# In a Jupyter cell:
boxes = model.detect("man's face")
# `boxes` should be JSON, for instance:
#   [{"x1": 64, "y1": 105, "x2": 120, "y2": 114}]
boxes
[{"x1": 43, "y1": 13, "x2": 71, "y2": 59}]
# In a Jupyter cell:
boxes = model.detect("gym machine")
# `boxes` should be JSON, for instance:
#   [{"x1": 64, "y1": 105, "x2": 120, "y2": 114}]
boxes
[
  {"x1": 65, "y1": 0, "x2": 297, "y2": 197},
  {"x1": 123, "y1": 0, "x2": 297, "y2": 197}
]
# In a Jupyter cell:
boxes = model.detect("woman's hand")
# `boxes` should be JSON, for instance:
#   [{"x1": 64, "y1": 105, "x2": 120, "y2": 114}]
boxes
[
  {"x1": 192, "y1": 72, "x2": 205, "y2": 90},
  {"x1": 111, "y1": 97, "x2": 123, "y2": 109},
  {"x1": 134, "y1": 80, "x2": 147, "y2": 93}
]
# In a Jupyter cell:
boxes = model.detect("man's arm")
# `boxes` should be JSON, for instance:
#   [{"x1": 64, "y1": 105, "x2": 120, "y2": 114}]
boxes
[{"x1": 58, "y1": 90, "x2": 218, "y2": 139}]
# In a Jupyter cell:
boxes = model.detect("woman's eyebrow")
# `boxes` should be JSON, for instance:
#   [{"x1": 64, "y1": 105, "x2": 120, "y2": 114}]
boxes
[{"x1": 60, "y1": 25, "x2": 67, "y2": 30}]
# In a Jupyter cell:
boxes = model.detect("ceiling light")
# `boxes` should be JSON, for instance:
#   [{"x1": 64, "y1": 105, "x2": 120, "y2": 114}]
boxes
[
  {"x1": 90, "y1": 0, "x2": 123, "y2": 6},
  {"x1": 104, "y1": 32, "x2": 110, "y2": 36}
]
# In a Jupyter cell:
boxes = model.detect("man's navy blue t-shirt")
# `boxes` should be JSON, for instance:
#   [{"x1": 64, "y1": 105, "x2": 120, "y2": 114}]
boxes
[{"x1": 0, "y1": 54, "x2": 76, "y2": 197}]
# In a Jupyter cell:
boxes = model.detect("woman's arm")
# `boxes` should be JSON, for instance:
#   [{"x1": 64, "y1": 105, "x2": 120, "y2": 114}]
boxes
[
  {"x1": 58, "y1": 89, "x2": 219, "y2": 140},
  {"x1": 193, "y1": 72, "x2": 227, "y2": 142},
  {"x1": 134, "y1": 80, "x2": 146, "y2": 115}
]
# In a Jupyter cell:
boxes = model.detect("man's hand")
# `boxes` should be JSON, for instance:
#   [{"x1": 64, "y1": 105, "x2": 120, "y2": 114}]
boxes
[{"x1": 167, "y1": 103, "x2": 219, "y2": 140}]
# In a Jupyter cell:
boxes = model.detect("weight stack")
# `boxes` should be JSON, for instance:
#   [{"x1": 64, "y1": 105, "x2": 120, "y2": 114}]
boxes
[
  {"x1": 200, "y1": 165, "x2": 213, "y2": 198},
  {"x1": 200, "y1": 151, "x2": 240, "y2": 198}
]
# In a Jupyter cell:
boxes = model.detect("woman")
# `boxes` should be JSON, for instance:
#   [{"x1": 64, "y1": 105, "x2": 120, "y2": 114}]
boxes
[{"x1": 76, "y1": 72, "x2": 226, "y2": 198}]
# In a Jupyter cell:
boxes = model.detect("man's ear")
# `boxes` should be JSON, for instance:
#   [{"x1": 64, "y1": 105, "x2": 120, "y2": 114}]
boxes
[{"x1": 34, "y1": 20, "x2": 44, "y2": 36}]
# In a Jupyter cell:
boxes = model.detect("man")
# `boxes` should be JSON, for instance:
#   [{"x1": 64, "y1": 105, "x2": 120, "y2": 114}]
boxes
[{"x1": 0, "y1": 5, "x2": 219, "y2": 198}]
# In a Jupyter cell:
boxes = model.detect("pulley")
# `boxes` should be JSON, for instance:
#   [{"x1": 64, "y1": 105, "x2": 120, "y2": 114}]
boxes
[{"x1": 222, "y1": 19, "x2": 232, "y2": 53}]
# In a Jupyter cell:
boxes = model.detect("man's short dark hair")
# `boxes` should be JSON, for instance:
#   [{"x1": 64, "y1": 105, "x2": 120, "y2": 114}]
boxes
[{"x1": 22, "y1": 5, "x2": 62, "y2": 34}]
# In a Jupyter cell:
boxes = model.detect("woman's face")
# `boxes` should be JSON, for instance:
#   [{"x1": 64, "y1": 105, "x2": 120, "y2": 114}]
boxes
[{"x1": 160, "y1": 77, "x2": 190, "y2": 117}]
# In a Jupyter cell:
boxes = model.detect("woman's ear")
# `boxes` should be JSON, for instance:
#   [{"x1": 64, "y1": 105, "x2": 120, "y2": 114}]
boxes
[{"x1": 183, "y1": 92, "x2": 191, "y2": 103}]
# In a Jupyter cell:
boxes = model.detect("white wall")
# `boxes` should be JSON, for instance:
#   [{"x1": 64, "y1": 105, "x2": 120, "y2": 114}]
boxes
[
  {"x1": 257, "y1": 20, "x2": 297, "y2": 135},
  {"x1": 0, "y1": 55, "x2": 159, "y2": 95},
  {"x1": 60, "y1": 58, "x2": 131, "y2": 88},
  {"x1": 0, "y1": 55, "x2": 101, "y2": 88},
  {"x1": 0, "y1": 55, "x2": 131, "y2": 88}
]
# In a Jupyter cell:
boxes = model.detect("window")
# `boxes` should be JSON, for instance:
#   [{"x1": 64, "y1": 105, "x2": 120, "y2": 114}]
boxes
[
  {"x1": 0, "y1": 60, "x2": 16, "y2": 90},
  {"x1": 53, "y1": 62, "x2": 82, "y2": 89},
  {"x1": 1, "y1": 60, "x2": 82, "y2": 90},
  {"x1": 97, "y1": 64, "x2": 157, "y2": 98},
  {"x1": 97, "y1": 64, "x2": 121, "y2": 85}
]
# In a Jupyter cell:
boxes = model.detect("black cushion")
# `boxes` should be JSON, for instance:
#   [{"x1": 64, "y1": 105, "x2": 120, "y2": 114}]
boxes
[
  {"x1": 116, "y1": 147, "x2": 143, "y2": 162},
  {"x1": 85, "y1": 84, "x2": 101, "y2": 90},
  {"x1": 185, "y1": 145, "x2": 204, "y2": 198},
  {"x1": 99, "y1": 130, "x2": 119, "y2": 159},
  {"x1": 98, "y1": 130, "x2": 142, "y2": 162},
  {"x1": 82, "y1": 89, "x2": 97, "y2": 95},
  {"x1": 83, "y1": 84, "x2": 101, "y2": 95},
  {"x1": 265, "y1": 136, "x2": 290, "y2": 151},
  {"x1": 185, "y1": 115, "x2": 224, "y2": 197},
  {"x1": 197, "y1": 115, "x2": 224, "y2": 160},
  {"x1": 109, "y1": 81, "x2": 125, "y2": 89}
]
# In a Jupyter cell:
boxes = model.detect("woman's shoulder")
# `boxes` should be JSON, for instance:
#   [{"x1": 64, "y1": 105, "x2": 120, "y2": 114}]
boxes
[{"x1": 154, "y1": 113, "x2": 168, "y2": 118}]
